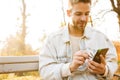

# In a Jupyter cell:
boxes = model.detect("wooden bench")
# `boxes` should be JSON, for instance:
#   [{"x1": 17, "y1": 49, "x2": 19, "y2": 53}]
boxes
[
  {"x1": 0, "y1": 55, "x2": 120, "y2": 79},
  {"x1": 0, "y1": 55, "x2": 38, "y2": 73}
]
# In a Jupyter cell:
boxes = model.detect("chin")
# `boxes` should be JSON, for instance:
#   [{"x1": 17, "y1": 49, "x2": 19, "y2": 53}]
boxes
[{"x1": 78, "y1": 27, "x2": 85, "y2": 30}]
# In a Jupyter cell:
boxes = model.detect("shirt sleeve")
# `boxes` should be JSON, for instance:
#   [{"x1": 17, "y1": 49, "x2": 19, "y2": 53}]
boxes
[
  {"x1": 39, "y1": 37, "x2": 72, "y2": 80},
  {"x1": 61, "y1": 63, "x2": 72, "y2": 77},
  {"x1": 101, "y1": 39, "x2": 118, "y2": 79}
]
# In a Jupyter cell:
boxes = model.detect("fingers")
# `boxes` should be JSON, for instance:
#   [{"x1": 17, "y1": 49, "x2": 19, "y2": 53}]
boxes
[
  {"x1": 74, "y1": 50, "x2": 89, "y2": 59},
  {"x1": 73, "y1": 59, "x2": 84, "y2": 66},
  {"x1": 74, "y1": 56, "x2": 85, "y2": 63},
  {"x1": 88, "y1": 60, "x2": 100, "y2": 71},
  {"x1": 73, "y1": 50, "x2": 89, "y2": 66},
  {"x1": 70, "y1": 50, "x2": 89, "y2": 72},
  {"x1": 88, "y1": 60, "x2": 106, "y2": 74}
]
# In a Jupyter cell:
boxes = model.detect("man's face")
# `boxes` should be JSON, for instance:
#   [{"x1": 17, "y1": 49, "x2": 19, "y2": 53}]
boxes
[{"x1": 68, "y1": 2, "x2": 90, "y2": 31}]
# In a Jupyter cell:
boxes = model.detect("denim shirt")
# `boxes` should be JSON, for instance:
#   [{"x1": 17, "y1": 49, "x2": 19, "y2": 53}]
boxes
[{"x1": 39, "y1": 26, "x2": 118, "y2": 80}]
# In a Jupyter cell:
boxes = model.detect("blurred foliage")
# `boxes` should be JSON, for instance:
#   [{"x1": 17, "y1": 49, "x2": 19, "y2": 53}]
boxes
[
  {"x1": 113, "y1": 41, "x2": 120, "y2": 80},
  {"x1": 0, "y1": 34, "x2": 39, "y2": 56},
  {"x1": 0, "y1": 71, "x2": 41, "y2": 80},
  {"x1": 0, "y1": 74, "x2": 8, "y2": 80},
  {"x1": 3, "y1": 76, "x2": 40, "y2": 80},
  {"x1": 113, "y1": 41, "x2": 120, "y2": 61}
]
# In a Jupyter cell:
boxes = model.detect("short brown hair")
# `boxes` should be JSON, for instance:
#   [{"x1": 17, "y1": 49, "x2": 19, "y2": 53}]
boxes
[
  {"x1": 68, "y1": 0, "x2": 91, "y2": 8},
  {"x1": 69, "y1": 0, "x2": 91, "y2": 4}
]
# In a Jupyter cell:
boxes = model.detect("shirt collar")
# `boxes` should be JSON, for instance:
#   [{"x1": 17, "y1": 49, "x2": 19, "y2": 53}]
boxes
[
  {"x1": 62, "y1": 25, "x2": 70, "y2": 43},
  {"x1": 82, "y1": 26, "x2": 91, "y2": 40},
  {"x1": 62, "y1": 25, "x2": 91, "y2": 43}
]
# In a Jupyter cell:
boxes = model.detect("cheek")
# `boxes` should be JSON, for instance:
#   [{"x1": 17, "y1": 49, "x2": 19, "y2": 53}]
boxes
[
  {"x1": 86, "y1": 17, "x2": 89, "y2": 20},
  {"x1": 85, "y1": 16, "x2": 89, "y2": 21},
  {"x1": 72, "y1": 16, "x2": 79, "y2": 22}
]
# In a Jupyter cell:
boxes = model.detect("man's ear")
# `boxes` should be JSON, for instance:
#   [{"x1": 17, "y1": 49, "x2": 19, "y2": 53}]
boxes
[{"x1": 67, "y1": 10, "x2": 71, "y2": 17}]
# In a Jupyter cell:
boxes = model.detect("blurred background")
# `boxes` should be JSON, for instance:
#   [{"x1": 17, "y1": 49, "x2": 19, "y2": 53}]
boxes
[{"x1": 0, "y1": 0, "x2": 120, "y2": 80}]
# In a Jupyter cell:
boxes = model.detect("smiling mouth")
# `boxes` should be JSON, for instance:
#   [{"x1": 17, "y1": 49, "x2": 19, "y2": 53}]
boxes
[{"x1": 79, "y1": 23, "x2": 85, "y2": 27}]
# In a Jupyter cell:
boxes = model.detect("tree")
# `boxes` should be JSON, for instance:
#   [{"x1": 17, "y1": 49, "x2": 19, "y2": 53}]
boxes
[
  {"x1": 0, "y1": 0, "x2": 38, "y2": 56},
  {"x1": 110, "y1": 0, "x2": 120, "y2": 15},
  {"x1": 110, "y1": 0, "x2": 120, "y2": 31},
  {"x1": 61, "y1": 0, "x2": 66, "y2": 27},
  {"x1": 20, "y1": 0, "x2": 27, "y2": 54}
]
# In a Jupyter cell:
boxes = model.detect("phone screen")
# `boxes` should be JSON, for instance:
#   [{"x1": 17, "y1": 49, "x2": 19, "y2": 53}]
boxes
[{"x1": 93, "y1": 48, "x2": 109, "y2": 63}]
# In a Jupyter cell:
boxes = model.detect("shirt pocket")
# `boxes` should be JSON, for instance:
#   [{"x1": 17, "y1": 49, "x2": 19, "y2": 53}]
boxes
[
  {"x1": 56, "y1": 42, "x2": 72, "y2": 63},
  {"x1": 57, "y1": 56, "x2": 71, "y2": 63}
]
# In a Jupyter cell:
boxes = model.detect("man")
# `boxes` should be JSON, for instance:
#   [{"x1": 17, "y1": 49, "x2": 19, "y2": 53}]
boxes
[{"x1": 39, "y1": 0, "x2": 118, "y2": 80}]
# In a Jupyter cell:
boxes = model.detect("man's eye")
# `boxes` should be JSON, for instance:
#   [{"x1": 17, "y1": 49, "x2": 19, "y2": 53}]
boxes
[
  {"x1": 75, "y1": 13, "x2": 82, "y2": 16},
  {"x1": 85, "y1": 13, "x2": 90, "y2": 16}
]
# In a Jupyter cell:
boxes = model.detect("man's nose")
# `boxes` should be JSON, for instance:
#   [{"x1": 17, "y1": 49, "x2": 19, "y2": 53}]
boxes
[{"x1": 81, "y1": 15, "x2": 86, "y2": 21}]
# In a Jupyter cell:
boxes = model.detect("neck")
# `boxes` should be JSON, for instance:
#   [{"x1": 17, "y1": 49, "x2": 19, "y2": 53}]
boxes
[{"x1": 68, "y1": 24, "x2": 84, "y2": 37}]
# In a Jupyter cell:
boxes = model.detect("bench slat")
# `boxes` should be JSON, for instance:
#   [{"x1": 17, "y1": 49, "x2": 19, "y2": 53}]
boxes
[
  {"x1": 0, "y1": 55, "x2": 39, "y2": 64},
  {"x1": 0, "y1": 55, "x2": 39, "y2": 73}
]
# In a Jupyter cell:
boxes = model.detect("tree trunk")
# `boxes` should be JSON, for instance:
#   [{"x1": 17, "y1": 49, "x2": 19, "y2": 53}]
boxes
[
  {"x1": 110, "y1": 0, "x2": 120, "y2": 31},
  {"x1": 21, "y1": 0, "x2": 26, "y2": 54}
]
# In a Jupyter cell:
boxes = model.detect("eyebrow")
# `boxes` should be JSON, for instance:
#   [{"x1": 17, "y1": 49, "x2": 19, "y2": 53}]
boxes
[{"x1": 74, "y1": 11, "x2": 90, "y2": 14}]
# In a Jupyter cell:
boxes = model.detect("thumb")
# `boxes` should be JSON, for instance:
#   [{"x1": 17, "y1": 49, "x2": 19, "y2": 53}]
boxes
[{"x1": 100, "y1": 55, "x2": 106, "y2": 65}]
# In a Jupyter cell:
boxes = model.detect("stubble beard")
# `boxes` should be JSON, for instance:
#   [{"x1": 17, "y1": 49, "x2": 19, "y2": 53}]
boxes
[{"x1": 74, "y1": 23, "x2": 86, "y2": 32}]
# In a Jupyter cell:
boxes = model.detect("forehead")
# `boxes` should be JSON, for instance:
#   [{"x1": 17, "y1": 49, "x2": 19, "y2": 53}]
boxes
[{"x1": 71, "y1": 2, "x2": 90, "y2": 13}]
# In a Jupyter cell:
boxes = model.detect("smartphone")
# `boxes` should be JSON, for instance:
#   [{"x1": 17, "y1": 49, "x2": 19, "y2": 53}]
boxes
[{"x1": 93, "y1": 48, "x2": 109, "y2": 63}]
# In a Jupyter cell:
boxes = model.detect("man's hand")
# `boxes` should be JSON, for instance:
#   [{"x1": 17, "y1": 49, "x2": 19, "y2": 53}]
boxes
[
  {"x1": 88, "y1": 55, "x2": 106, "y2": 75},
  {"x1": 70, "y1": 50, "x2": 89, "y2": 72}
]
